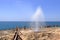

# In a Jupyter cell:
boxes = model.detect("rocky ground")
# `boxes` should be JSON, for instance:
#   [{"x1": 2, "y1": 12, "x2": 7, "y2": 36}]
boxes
[{"x1": 0, "y1": 27, "x2": 60, "y2": 40}]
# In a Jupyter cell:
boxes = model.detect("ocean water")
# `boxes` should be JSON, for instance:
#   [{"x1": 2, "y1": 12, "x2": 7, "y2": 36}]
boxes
[{"x1": 0, "y1": 21, "x2": 60, "y2": 30}]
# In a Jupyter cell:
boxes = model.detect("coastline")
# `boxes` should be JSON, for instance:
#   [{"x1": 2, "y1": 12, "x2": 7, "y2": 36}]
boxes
[{"x1": 0, "y1": 27, "x2": 60, "y2": 40}]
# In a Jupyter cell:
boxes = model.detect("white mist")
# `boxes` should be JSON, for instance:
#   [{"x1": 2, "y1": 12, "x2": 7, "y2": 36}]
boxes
[{"x1": 31, "y1": 6, "x2": 45, "y2": 31}]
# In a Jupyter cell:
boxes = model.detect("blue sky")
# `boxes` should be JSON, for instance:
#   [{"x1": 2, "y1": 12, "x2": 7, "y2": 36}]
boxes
[{"x1": 0, "y1": 0, "x2": 60, "y2": 21}]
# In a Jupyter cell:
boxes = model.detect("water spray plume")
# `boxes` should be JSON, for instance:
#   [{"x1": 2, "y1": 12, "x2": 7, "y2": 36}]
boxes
[{"x1": 31, "y1": 6, "x2": 45, "y2": 32}]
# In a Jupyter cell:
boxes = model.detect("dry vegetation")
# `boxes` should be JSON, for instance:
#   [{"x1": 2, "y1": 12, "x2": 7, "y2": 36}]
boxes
[{"x1": 0, "y1": 27, "x2": 60, "y2": 40}]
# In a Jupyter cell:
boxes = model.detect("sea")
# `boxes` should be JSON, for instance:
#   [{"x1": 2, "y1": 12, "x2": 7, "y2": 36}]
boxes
[{"x1": 0, "y1": 21, "x2": 60, "y2": 30}]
